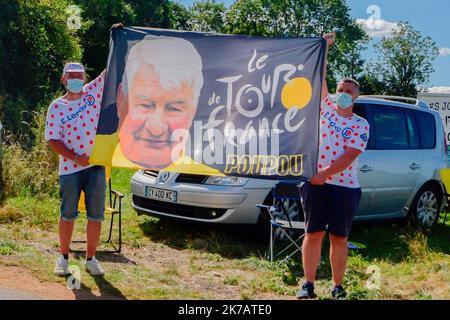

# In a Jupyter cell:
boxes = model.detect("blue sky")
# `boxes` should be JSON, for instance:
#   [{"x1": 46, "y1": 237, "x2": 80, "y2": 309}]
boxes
[{"x1": 178, "y1": 0, "x2": 450, "y2": 89}]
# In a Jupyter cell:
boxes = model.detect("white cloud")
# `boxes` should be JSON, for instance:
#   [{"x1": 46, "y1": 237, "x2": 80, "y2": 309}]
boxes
[
  {"x1": 356, "y1": 18, "x2": 399, "y2": 38},
  {"x1": 439, "y1": 47, "x2": 450, "y2": 57},
  {"x1": 426, "y1": 87, "x2": 450, "y2": 94}
]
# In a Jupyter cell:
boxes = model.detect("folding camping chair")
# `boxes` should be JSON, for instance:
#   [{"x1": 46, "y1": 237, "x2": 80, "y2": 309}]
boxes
[
  {"x1": 257, "y1": 181, "x2": 306, "y2": 263},
  {"x1": 72, "y1": 178, "x2": 124, "y2": 253}
]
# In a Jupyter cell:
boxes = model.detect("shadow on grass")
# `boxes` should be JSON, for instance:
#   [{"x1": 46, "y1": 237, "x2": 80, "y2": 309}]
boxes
[
  {"x1": 66, "y1": 274, "x2": 127, "y2": 300},
  {"x1": 139, "y1": 214, "x2": 449, "y2": 265},
  {"x1": 70, "y1": 249, "x2": 138, "y2": 266},
  {"x1": 426, "y1": 217, "x2": 450, "y2": 255},
  {"x1": 269, "y1": 217, "x2": 450, "y2": 286},
  {"x1": 139, "y1": 218, "x2": 267, "y2": 259},
  {"x1": 349, "y1": 217, "x2": 450, "y2": 263}
]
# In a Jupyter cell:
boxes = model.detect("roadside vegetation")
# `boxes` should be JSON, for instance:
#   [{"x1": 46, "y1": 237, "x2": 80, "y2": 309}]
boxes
[
  {"x1": 0, "y1": 175, "x2": 448, "y2": 299},
  {"x1": 0, "y1": 114, "x2": 448, "y2": 299}
]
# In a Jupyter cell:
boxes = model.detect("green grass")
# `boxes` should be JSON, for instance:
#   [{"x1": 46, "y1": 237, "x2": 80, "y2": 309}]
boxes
[
  {"x1": 0, "y1": 239, "x2": 21, "y2": 255},
  {"x1": 0, "y1": 167, "x2": 448, "y2": 300},
  {"x1": 6, "y1": 196, "x2": 60, "y2": 229},
  {"x1": 110, "y1": 168, "x2": 135, "y2": 191}
]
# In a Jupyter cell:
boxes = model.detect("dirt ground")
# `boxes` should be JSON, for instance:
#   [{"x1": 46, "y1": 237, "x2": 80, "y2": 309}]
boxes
[
  {"x1": 0, "y1": 232, "x2": 294, "y2": 300},
  {"x1": 0, "y1": 264, "x2": 123, "y2": 300}
]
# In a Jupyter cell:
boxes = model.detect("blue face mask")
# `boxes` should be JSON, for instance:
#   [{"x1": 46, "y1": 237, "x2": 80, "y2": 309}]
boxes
[
  {"x1": 66, "y1": 79, "x2": 84, "y2": 93},
  {"x1": 336, "y1": 92, "x2": 354, "y2": 109}
]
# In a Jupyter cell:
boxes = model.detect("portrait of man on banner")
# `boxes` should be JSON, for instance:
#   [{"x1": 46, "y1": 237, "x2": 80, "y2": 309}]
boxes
[{"x1": 114, "y1": 35, "x2": 204, "y2": 170}]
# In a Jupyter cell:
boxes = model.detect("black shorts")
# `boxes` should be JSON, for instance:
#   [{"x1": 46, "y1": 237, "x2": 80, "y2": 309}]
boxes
[{"x1": 299, "y1": 182, "x2": 361, "y2": 237}]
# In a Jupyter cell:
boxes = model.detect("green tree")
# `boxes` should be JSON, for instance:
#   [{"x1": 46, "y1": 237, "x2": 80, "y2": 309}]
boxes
[
  {"x1": 335, "y1": 40, "x2": 367, "y2": 81},
  {"x1": 0, "y1": 0, "x2": 82, "y2": 136},
  {"x1": 187, "y1": 0, "x2": 227, "y2": 33},
  {"x1": 128, "y1": 0, "x2": 171, "y2": 28},
  {"x1": 357, "y1": 72, "x2": 384, "y2": 95},
  {"x1": 169, "y1": 1, "x2": 192, "y2": 30},
  {"x1": 263, "y1": 0, "x2": 367, "y2": 88},
  {"x1": 225, "y1": 0, "x2": 270, "y2": 36},
  {"x1": 73, "y1": 0, "x2": 174, "y2": 76},
  {"x1": 223, "y1": 0, "x2": 367, "y2": 88},
  {"x1": 371, "y1": 22, "x2": 439, "y2": 97},
  {"x1": 73, "y1": 0, "x2": 136, "y2": 76}
]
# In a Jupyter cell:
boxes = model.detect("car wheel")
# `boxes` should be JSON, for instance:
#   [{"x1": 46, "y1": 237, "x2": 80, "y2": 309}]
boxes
[
  {"x1": 409, "y1": 185, "x2": 441, "y2": 230},
  {"x1": 257, "y1": 195, "x2": 303, "y2": 242},
  {"x1": 273, "y1": 198, "x2": 303, "y2": 240}
]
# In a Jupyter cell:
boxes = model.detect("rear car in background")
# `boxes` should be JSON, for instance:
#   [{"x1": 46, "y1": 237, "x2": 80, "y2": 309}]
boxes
[{"x1": 131, "y1": 96, "x2": 448, "y2": 231}]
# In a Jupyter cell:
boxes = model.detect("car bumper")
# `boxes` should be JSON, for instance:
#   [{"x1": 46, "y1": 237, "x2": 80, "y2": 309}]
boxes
[{"x1": 131, "y1": 172, "x2": 273, "y2": 224}]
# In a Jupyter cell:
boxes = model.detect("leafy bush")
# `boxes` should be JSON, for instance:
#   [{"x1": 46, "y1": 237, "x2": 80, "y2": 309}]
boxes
[
  {"x1": 2, "y1": 110, "x2": 59, "y2": 198},
  {"x1": 0, "y1": 204, "x2": 23, "y2": 224},
  {"x1": 0, "y1": 0, "x2": 82, "y2": 135}
]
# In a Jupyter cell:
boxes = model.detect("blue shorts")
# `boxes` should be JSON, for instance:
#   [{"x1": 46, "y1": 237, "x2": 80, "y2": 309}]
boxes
[
  {"x1": 299, "y1": 182, "x2": 361, "y2": 237},
  {"x1": 59, "y1": 166, "x2": 106, "y2": 222}
]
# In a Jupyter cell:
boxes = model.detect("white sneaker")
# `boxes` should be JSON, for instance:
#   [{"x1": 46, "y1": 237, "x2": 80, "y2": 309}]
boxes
[
  {"x1": 85, "y1": 257, "x2": 105, "y2": 276},
  {"x1": 54, "y1": 256, "x2": 69, "y2": 276}
]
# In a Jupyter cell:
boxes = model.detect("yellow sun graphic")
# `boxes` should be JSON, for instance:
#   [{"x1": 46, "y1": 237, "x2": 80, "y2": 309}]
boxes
[{"x1": 281, "y1": 77, "x2": 313, "y2": 110}]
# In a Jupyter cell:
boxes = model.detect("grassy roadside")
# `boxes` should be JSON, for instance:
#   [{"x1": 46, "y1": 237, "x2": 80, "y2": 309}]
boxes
[{"x1": 0, "y1": 168, "x2": 449, "y2": 300}]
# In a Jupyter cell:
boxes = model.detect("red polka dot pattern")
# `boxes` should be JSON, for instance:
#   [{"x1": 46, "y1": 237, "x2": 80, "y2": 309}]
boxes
[
  {"x1": 318, "y1": 95, "x2": 370, "y2": 188},
  {"x1": 44, "y1": 72, "x2": 105, "y2": 175}
]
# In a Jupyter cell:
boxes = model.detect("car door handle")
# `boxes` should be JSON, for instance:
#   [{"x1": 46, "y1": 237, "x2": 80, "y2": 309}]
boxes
[
  {"x1": 409, "y1": 163, "x2": 421, "y2": 171},
  {"x1": 360, "y1": 165, "x2": 373, "y2": 173}
]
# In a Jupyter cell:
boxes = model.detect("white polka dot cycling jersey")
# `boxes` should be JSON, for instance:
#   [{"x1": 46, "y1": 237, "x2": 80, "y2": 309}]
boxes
[
  {"x1": 318, "y1": 95, "x2": 370, "y2": 188},
  {"x1": 45, "y1": 73, "x2": 104, "y2": 175}
]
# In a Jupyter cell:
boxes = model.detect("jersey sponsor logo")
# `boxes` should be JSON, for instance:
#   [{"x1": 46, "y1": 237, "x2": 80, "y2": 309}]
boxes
[
  {"x1": 361, "y1": 133, "x2": 368, "y2": 142},
  {"x1": 60, "y1": 105, "x2": 87, "y2": 125},
  {"x1": 342, "y1": 127, "x2": 353, "y2": 139},
  {"x1": 86, "y1": 95, "x2": 95, "y2": 106}
]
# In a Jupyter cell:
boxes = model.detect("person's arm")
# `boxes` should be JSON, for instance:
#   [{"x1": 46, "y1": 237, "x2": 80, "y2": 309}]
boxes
[
  {"x1": 48, "y1": 140, "x2": 89, "y2": 167},
  {"x1": 86, "y1": 69, "x2": 106, "y2": 88},
  {"x1": 310, "y1": 147, "x2": 361, "y2": 186},
  {"x1": 321, "y1": 32, "x2": 336, "y2": 101}
]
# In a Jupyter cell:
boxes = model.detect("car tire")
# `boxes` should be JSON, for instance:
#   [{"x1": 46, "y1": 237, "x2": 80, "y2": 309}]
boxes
[
  {"x1": 256, "y1": 205, "x2": 272, "y2": 243},
  {"x1": 408, "y1": 185, "x2": 442, "y2": 230},
  {"x1": 256, "y1": 194, "x2": 304, "y2": 242}
]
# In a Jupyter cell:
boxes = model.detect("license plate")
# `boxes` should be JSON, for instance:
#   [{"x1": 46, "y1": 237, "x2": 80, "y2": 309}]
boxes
[{"x1": 145, "y1": 186, "x2": 177, "y2": 202}]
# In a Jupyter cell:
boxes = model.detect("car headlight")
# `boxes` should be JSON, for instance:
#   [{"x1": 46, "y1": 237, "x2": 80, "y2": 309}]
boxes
[{"x1": 204, "y1": 176, "x2": 248, "y2": 186}]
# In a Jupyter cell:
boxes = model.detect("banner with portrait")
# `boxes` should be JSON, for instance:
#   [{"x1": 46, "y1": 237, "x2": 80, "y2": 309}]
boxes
[{"x1": 89, "y1": 27, "x2": 326, "y2": 180}]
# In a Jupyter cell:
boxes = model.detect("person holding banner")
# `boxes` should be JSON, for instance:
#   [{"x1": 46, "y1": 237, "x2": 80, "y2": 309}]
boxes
[
  {"x1": 297, "y1": 32, "x2": 370, "y2": 299},
  {"x1": 45, "y1": 62, "x2": 107, "y2": 276}
]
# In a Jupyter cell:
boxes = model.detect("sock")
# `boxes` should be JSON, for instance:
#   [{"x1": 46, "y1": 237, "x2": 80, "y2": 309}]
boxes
[{"x1": 62, "y1": 254, "x2": 69, "y2": 260}]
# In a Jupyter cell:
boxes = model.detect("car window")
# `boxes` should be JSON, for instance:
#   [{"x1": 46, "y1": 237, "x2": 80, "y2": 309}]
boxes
[
  {"x1": 371, "y1": 106, "x2": 409, "y2": 150},
  {"x1": 414, "y1": 111, "x2": 436, "y2": 149},
  {"x1": 405, "y1": 111, "x2": 420, "y2": 149},
  {"x1": 353, "y1": 103, "x2": 366, "y2": 119},
  {"x1": 354, "y1": 103, "x2": 375, "y2": 149}
]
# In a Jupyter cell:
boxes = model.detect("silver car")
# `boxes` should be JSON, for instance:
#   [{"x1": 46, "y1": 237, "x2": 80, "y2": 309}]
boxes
[{"x1": 131, "y1": 96, "x2": 448, "y2": 229}]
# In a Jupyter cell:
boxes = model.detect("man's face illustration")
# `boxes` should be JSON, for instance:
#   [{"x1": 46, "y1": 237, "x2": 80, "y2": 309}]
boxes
[{"x1": 118, "y1": 64, "x2": 197, "y2": 168}]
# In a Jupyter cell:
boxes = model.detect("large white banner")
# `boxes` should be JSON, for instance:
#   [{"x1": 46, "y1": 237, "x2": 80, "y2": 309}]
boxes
[{"x1": 418, "y1": 92, "x2": 450, "y2": 144}]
